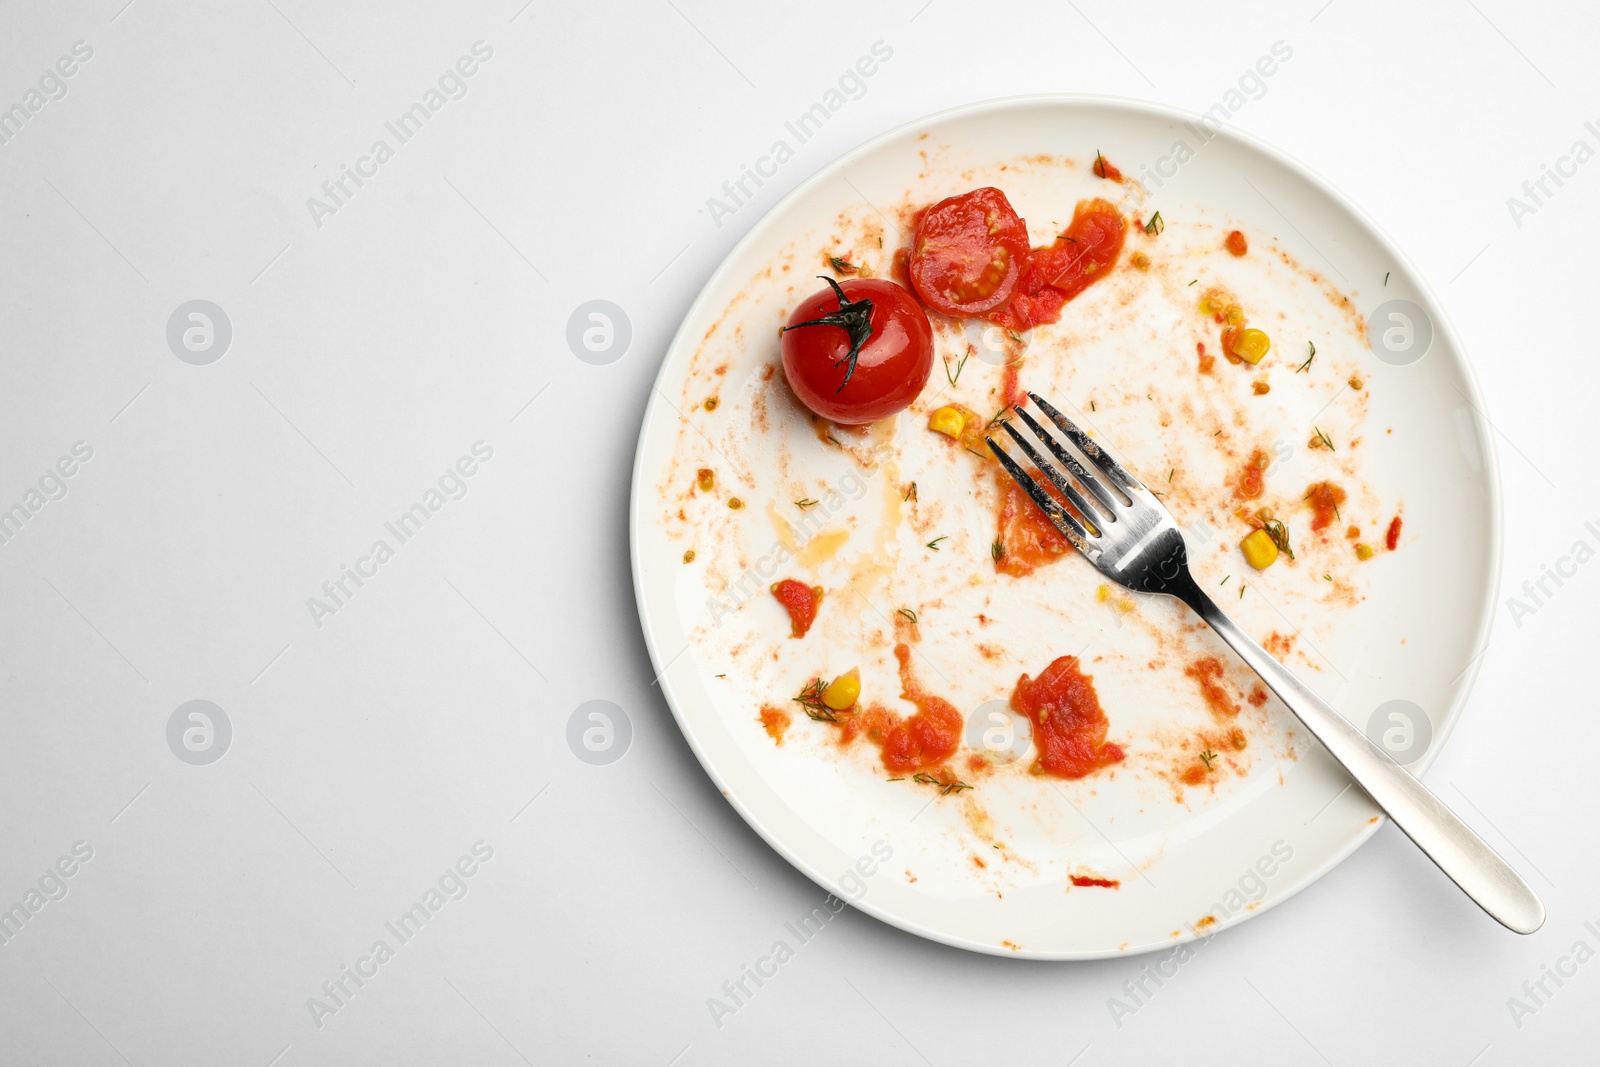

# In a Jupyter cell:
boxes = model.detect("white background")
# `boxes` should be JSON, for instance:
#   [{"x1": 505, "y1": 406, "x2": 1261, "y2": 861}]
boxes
[{"x1": 0, "y1": 0, "x2": 1595, "y2": 1063}]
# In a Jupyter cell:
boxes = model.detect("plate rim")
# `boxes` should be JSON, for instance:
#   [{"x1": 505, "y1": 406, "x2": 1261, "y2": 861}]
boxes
[{"x1": 627, "y1": 91, "x2": 1504, "y2": 959}]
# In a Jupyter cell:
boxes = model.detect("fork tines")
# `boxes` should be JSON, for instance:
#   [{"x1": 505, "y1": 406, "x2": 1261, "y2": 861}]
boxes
[{"x1": 986, "y1": 392, "x2": 1145, "y2": 547}]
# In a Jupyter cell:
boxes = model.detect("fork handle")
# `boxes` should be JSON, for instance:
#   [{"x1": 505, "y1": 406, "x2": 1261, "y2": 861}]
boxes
[{"x1": 1178, "y1": 581, "x2": 1545, "y2": 934}]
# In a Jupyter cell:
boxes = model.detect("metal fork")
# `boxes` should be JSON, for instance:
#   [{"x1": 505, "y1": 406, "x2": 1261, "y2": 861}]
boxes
[{"x1": 988, "y1": 391, "x2": 1544, "y2": 934}]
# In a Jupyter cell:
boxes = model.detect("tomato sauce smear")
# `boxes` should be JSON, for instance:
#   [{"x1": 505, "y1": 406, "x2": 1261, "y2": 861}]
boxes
[
  {"x1": 1185, "y1": 656, "x2": 1241, "y2": 718},
  {"x1": 1011, "y1": 656, "x2": 1125, "y2": 779},
  {"x1": 994, "y1": 473, "x2": 1078, "y2": 577},
  {"x1": 1070, "y1": 874, "x2": 1121, "y2": 889},
  {"x1": 1235, "y1": 448, "x2": 1270, "y2": 501},
  {"x1": 989, "y1": 198, "x2": 1127, "y2": 332},
  {"x1": 1305, "y1": 482, "x2": 1349, "y2": 533},
  {"x1": 840, "y1": 645, "x2": 963, "y2": 776},
  {"x1": 770, "y1": 578, "x2": 822, "y2": 637}
]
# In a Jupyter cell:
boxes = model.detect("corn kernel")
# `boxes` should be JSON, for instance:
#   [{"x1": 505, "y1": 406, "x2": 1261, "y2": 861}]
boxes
[
  {"x1": 1198, "y1": 298, "x2": 1216, "y2": 315},
  {"x1": 928, "y1": 405, "x2": 968, "y2": 439},
  {"x1": 1348, "y1": 376, "x2": 1364, "y2": 390},
  {"x1": 822, "y1": 667, "x2": 860, "y2": 711},
  {"x1": 1241, "y1": 528, "x2": 1280, "y2": 570},
  {"x1": 1355, "y1": 543, "x2": 1374, "y2": 560},
  {"x1": 1252, "y1": 380, "x2": 1271, "y2": 395},
  {"x1": 1131, "y1": 251, "x2": 1151, "y2": 270},
  {"x1": 1231, "y1": 328, "x2": 1271, "y2": 364},
  {"x1": 1224, "y1": 304, "x2": 1244, "y2": 327},
  {"x1": 697, "y1": 468, "x2": 714, "y2": 491}
]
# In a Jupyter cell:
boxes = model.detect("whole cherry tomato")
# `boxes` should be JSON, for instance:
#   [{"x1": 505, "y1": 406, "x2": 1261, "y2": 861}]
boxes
[{"x1": 779, "y1": 277, "x2": 933, "y2": 425}]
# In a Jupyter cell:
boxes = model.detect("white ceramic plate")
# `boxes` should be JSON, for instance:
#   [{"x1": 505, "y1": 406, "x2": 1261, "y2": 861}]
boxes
[{"x1": 629, "y1": 95, "x2": 1499, "y2": 959}]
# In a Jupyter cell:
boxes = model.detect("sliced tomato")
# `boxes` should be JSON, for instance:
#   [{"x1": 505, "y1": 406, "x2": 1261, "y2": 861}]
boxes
[
  {"x1": 908, "y1": 187, "x2": 1030, "y2": 316},
  {"x1": 988, "y1": 198, "x2": 1126, "y2": 331}
]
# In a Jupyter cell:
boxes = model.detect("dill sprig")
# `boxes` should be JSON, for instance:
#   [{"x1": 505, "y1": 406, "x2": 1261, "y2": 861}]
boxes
[
  {"x1": 945, "y1": 346, "x2": 971, "y2": 386},
  {"x1": 792, "y1": 679, "x2": 837, "y2": 722},
  {"x1": 912, "y1": 772, "x2": 973, "y2": 796},
  {"x1": 1262, "y1": 518, "x2": 1295, "y2": 560}
]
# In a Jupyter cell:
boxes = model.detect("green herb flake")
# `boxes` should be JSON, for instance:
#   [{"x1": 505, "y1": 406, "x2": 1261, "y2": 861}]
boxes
[
  {"x1": 945, "y1": 346, "x2": 971, "y2": 386},
  {"x1": 792, "y1": 679, "x2": 837, "y2": 722},
  {"x1": 912, "y1": 771, "x2": 973, "y2": 796}
]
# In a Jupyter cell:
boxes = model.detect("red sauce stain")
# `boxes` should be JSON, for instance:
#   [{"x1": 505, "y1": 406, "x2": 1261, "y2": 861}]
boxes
[
  {"x1": 838, "y1": 647, "x2": 963, "y2": 775},
  {"x1": 972, "y1": 855, "x2": 987, "y2": 869},
  {"x1": 1248, "y1": 685, "x2": 1268, "y2": 707},
  {"x1": 1197, "y1": 341, "x2": 1215, "y2": 375},
  {"x1": 1225, "y1": 230, "x2": 1248, "y2": 256},
  {"x1": 1386, "y1": 515, "x2": 1403, "y2": 551},
  {"x1": 1263, "y1": 631, "x2": 1295, "y2": 660},
  {"x1": 1070, "y1": 874, "x2": 1121, "y2": 888},
  {"x1": 881, "y1": 644, "x2": 964, "y2": 772},
  {"x1": 1185, "y1": 657, "x2": 1241, "y2": 718},
  {"x1": 1093, "y1": 153, "x2": 1124, "y2": 181},
  {"x1": 771, "y1": 578, "x2": 822, "y2": 637},
  {"x1": 1001, "y1": 360, "x2": 1025, "y2": 407},
  {"x1": 995, "y1": 474, "x2": 1073, "y2": 577},
  {"x1": 758, "y1": 705, "x2": 791, "y2": 745},
  {"x1": 1305, "y1": 482, "x2": 1348, "y2": 533},
  {"x1": 1011, "y1": 656, "x2": 1125, "y2": 778},
  {"x1": 1235, "y1": 448, "x2": 1270, "y2": 500},
  {"x1": 1196, "y1": 915, "x2": 1217, "y2": 928},
  {"x1": 988, "y1": 198, "x2": 1126, "y2": 331},
  {"x1": 891, "y1": 246, "x2": 913, "y2": 287}
]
